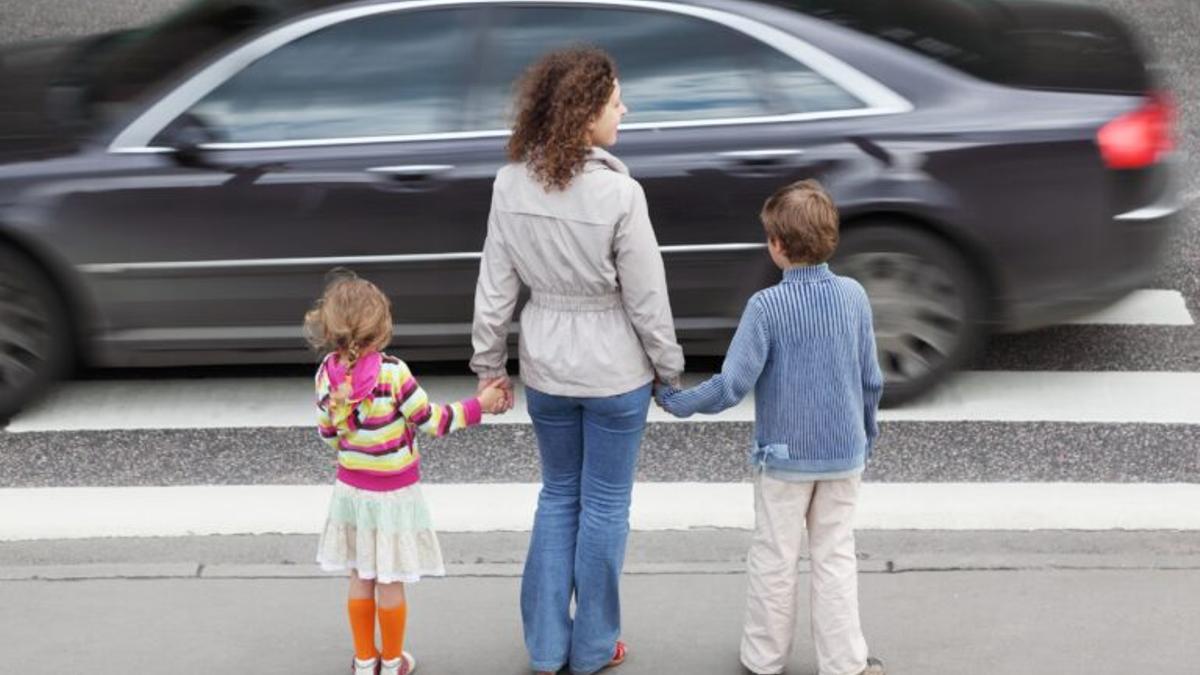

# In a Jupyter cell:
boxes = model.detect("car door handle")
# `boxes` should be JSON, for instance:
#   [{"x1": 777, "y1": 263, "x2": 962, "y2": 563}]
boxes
[
  {"x1": 718, "y1": 149, "x2": 806, "y2": 163},
  {"x1": 715, "y1": 149, "x2": 807, "y2": 178},
  {"x1": 366, "y1": 164, "x2": 455, "y2": 179},
  {"x1": 365, "y1": 165, "x2": 455, "y2": 192}
]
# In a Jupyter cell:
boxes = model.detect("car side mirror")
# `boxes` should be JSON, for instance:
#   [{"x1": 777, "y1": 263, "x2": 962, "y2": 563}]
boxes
[{"x1": 160, "y1": 113, "x2": 220, "y2": 169}]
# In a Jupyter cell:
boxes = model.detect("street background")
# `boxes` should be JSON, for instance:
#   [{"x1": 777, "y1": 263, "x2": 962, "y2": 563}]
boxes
[{"x1": 1, "y1": 1, "x2": 1198, "y2": 674}]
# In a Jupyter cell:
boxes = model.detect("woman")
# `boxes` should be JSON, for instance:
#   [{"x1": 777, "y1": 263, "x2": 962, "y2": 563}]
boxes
[{"x1": 470, "y1": 47, "x2": 684, "y2": 675}]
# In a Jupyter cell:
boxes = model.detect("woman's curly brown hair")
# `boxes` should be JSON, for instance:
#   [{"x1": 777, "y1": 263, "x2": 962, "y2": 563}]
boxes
[{"x1": 507, "y1": 46, "x2": 617, "y2": 191}]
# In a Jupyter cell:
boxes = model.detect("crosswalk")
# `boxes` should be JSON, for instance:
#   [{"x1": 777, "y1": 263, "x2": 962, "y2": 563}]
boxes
[
  {"x1": 5, "y1": 370, "x2": 1197, "y2": 431},
  {"x1": 0, "y1": 288, "x2": 1196, "y2": 540},
  {"x1": 1063, "y1": 289, "x2": 1194, "y2": 325}
]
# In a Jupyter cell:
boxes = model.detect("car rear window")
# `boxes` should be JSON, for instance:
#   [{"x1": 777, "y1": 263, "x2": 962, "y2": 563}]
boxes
[{"x1": 774, "y1": 0, "x2": 1151, "y2": 94}]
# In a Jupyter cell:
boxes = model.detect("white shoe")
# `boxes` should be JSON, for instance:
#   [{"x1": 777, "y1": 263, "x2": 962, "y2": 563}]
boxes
[
  {"x1": 861, "y1": 657, "x2": 886, "y2": 675},
  {"x1": 380, "y1": 652, "x2": 416, "y2": 675},
  {"x1": 352, "y1": 656, "x2": 378, "y2": 675}
]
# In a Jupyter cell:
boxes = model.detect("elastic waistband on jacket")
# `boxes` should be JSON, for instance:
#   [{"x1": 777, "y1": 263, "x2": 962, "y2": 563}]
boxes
[{"x1": 529, "y1": 291, "x2": 622, "y2": 312}]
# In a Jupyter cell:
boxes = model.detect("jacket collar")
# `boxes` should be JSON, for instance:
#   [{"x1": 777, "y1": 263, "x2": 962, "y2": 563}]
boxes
[{"x1": 584, "y1": 146, "x2": 630, "y2": 176}]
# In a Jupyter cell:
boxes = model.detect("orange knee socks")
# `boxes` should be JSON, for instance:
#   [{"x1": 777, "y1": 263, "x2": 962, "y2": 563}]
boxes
[
  {"x1": 348, "y1": 598, "x2": 378, "y2": 661},
  {"x1": 377, "y1": 602, "x2": 408, "y2": 661}
]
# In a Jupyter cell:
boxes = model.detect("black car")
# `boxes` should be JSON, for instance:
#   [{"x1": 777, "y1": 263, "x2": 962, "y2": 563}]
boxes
[{"x1": 0, "y1": 0, "x2": 1178, "y2": 418}]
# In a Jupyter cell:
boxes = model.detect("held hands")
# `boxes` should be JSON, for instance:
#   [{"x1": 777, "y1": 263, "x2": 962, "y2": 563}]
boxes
[
  {"x1": 652, "y1": 374, "x2": 679, "y2": 415},
  {"x1": 477, "y1": 375, "x2": 515, "y2": 415}
]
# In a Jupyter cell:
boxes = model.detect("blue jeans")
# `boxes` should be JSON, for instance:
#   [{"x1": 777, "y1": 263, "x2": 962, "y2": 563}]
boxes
[{"x1": 522, "y1": 383, "x2": 652, "y2": 674}]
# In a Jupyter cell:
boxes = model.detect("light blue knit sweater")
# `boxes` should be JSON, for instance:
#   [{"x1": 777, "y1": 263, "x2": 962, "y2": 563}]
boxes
[{"x1": 657, "y1": 264, "x2": 883, "y2": 475}]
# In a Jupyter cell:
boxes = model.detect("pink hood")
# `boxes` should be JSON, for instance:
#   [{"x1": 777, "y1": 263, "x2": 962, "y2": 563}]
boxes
[{"x1": 324, "y1": 351, "x2": 383, "y2": 403}]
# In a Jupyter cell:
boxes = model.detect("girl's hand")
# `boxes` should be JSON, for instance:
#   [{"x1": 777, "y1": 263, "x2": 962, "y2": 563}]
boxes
[{"x1": 479, "y1": 381, "x2": 509, "y2": 414}]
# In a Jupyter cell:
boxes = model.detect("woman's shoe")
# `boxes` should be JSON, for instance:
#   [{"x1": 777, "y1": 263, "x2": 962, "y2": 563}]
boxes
[
  {"x1": 861, "y1": 656, "x2": 885, "y2": 675},
  {"x1": 606, "y1": 641, "x2": 627, "y2": 669}
]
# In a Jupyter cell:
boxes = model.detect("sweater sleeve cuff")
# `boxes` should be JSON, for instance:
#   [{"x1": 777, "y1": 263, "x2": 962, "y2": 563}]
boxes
[
  {"x1": 476, "y1": 369, "x2": 508, "y2": 381},
  {"x1": 462, "y1": 397, "x2": 483, "y2": 426},
  {"x1": 656, "y1": 386, "x2": 687, "y2": 416}
]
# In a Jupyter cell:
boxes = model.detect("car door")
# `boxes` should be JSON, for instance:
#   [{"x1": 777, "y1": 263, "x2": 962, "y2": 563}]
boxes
[
  {"x1": 63, "y1": 5, "x2": 496, "y2": 358},
  {"x1": 473, "y1": 2, "x2": 907, "y2": 349}
]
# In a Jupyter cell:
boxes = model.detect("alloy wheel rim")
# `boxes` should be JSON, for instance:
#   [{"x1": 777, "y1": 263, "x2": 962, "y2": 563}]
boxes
[
  {"x1": 0, "y1": 266, "x2": 53, "y2": 391},
  {"x1": 835, "y1": 251, "x2": 967, "y2": 385}
]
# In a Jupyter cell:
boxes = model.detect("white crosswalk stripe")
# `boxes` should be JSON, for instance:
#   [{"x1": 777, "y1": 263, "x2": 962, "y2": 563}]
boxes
[
  {"x1": 6, "y1": 370, "x2": 1199, "y2": 431},
  {"x1": 1065, "y1": 289, "x2": 1193, "y2": 325}
]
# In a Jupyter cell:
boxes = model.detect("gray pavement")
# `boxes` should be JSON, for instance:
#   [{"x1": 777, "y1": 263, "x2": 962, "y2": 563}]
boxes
[
  {"x1": 6, "y1": 530, "x2": 1200, "y2": 570},
  {"x1": 2, "y1": 530, "x2": 1199, "y2": 675},
  {"x1": 4, "y1": 421, "x2": 1200, "y2": 488}
]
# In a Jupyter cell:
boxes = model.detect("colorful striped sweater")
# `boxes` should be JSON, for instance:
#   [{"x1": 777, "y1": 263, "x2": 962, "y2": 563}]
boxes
[{"x1": 315, "y1": 352, "x2": 482, "y2": 491}]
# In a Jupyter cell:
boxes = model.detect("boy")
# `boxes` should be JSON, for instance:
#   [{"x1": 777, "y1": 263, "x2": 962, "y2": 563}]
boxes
[{"x1": 656, "y1": 179, "x2": 885, "y2": 675}]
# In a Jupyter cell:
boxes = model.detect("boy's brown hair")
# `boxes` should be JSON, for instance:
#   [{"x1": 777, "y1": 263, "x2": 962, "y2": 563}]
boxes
[
  {"x1": 760, "y1": 179, "x2": 840, "y2": 264},
  {"x1": 303, "y1": 269, "x2": 392, "y2": 367}
]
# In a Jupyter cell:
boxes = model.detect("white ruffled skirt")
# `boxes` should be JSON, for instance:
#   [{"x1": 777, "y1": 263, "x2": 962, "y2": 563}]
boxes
[{"x1": 316, "y1": 480, "x2": 445, "y2": 584}]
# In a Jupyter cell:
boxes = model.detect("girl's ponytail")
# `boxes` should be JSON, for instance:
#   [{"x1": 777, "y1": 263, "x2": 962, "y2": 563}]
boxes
[
  {"x1": 305, "y1": 268, "x2": 393, "y2": 424},
  {"x1": 329, "y1": 345, "x2": 359, "y2": 410}
]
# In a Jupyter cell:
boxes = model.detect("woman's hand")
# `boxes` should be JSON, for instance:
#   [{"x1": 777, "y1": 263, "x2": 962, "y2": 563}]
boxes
[
  {"x1": 652, "y1": 377, "x2": 681, "y2": 415},
  {"x1": 478, "y1": 376, "x2": 513, "y2": 414}
]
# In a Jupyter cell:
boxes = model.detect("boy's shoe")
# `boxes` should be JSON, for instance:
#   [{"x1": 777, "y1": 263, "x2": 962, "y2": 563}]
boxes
[
  {"x1": 351, "y1": 657, "x2": 380, "y2": 675},
  {"x1": 860, "y1": 656, "x2": 885, "y2": 675},
  {"x1": 380, "y1": 652, "x2": 416, "y2": 675}
]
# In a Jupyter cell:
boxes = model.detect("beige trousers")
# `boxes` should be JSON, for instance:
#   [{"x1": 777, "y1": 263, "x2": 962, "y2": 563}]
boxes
[{"x1": 740, "y1": 473, "x2": 869, "y2": 675}]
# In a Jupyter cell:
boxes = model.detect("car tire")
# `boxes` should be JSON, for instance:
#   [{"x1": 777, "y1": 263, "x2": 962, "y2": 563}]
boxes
[
  {"x1": 0, "y1": 243, "x2": 73, "y2": 423},
  {"x1": 831, "y1": 224, "x2": 988, "y2": 407}
]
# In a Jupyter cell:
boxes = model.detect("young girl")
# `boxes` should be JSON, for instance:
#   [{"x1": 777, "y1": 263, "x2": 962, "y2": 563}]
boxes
[{"x1": 304, "y1": 271, "x2": 507, "y2": 675}]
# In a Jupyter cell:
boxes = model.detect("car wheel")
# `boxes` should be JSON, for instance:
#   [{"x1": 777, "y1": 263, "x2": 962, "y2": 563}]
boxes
[
  {"x1": 0, "y1": 244, "x2": 72, "y2": 422},
  {"x1": 831, "y1": 224, "x2": 988, "y2": 407}
]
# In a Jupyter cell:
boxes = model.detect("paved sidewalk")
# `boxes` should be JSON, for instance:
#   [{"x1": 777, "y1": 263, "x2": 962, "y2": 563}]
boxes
[
  {"x1": 2, "y1": 531, "x2": 1198, "y2": 675},
  {"x1": 2, "y1": 567, "x2": 1197, "y2": 675}
]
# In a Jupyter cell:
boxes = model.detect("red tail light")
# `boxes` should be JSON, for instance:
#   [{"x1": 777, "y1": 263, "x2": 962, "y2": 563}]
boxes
[{"x1": 1097, "y1": 92, "x2": 1175, "y2": 169}]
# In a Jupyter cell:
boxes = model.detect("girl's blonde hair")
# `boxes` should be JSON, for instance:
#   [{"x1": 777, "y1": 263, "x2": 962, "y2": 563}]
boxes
[{"x1": 303, "y1": 269, "x2": 393, "y2": 369}]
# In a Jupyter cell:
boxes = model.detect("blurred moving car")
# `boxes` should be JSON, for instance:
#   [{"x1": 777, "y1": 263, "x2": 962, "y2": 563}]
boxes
[{"x1": 0, "y1": 0, "x2": 1178, "y2": 418}]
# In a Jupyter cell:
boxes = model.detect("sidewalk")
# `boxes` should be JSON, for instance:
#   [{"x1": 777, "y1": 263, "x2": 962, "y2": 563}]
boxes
[{"x1": 2, "y1": 531, "x2": 1198, "y2": 675}]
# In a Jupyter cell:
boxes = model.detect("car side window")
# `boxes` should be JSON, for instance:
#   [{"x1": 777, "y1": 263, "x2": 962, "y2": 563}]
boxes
[
  {"x1": 473, "y1": 6, "x2": 864, "y2": 130},
  {"x1": 166, "y1": 9, "x2": 478, "y2": 144}
]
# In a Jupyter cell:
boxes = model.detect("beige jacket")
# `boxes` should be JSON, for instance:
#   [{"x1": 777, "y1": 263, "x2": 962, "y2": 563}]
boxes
[{"x1": 470, "y1": 147, "x2": 685, "y2": 397}]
